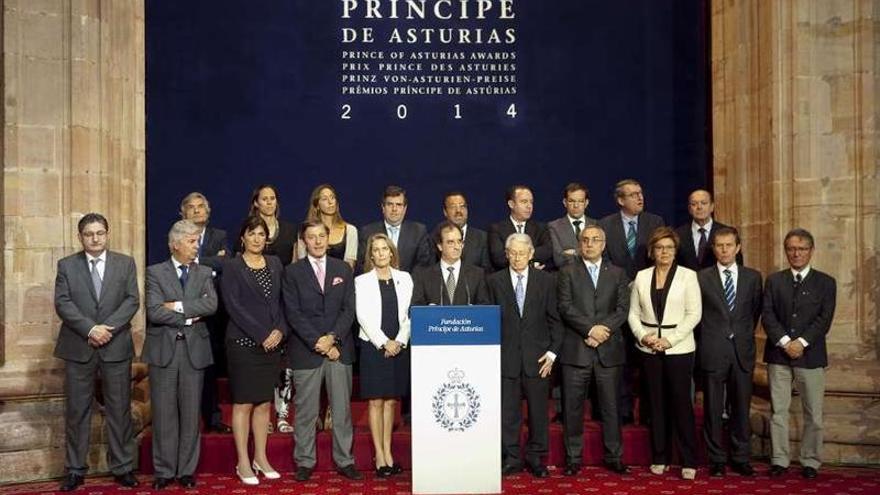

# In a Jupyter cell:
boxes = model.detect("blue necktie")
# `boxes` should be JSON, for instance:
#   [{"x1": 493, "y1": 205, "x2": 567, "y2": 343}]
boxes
[
  {"x1": 515, "y1": 274, "x2": 525, "y2": 316},
  {"x1": 389, "y1": 226, "x2": 399, "y2": 246},
  {"x1": 626, "y1": 220, "x2": 637, "y2": 257},
  {"x1": 179, "y1": 264, "x2": 189, "y2": 288},
  {"x1": 723, "y1": 269, "x2": 735, "y2": 312},
  {"x1": 588, "y1": 264, "x2": 599, "y2": 287}
]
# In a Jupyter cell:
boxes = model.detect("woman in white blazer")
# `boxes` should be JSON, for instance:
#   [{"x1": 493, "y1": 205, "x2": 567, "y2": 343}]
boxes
[
  {"x1": 628, "y1": 226, "x2": 702, "y2": 480},
  {"x1": 355, "y1": 233, "x2": 413, "y2": 478}
]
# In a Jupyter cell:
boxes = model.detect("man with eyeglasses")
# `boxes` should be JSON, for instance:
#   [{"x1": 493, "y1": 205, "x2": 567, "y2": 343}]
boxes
[
  {"x1": 762, "y1": 228, "x2": 836, "y2": 480},
  {"x1": 556, "y1": 224, "x2": 631, "y2": 476},
  {"x1": 54, "y1": 213, "x2": 140, "y2": 491},
  {"x1": 358, "y1": 185, "x2": 433, "y2": 273},
  {"x1": 548, "y1": 182, "x2": 597, "y2": 269},
  {"x1": 598, "y1": 178, "x2": 665, "y2": 425}
]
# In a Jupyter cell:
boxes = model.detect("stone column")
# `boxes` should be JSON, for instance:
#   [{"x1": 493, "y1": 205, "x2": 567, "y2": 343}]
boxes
[
  {"x1": 712, "y1": 0, "x2": 879, "y2": 463},
  {"x1": 0, "y1": 0, "x2": 145, "y2": 482}
]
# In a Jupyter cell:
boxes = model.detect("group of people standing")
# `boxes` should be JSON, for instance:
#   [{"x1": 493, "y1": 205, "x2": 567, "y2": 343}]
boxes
[{"x1": 52, "y1": 179, "x2": 836, "y2": 491}]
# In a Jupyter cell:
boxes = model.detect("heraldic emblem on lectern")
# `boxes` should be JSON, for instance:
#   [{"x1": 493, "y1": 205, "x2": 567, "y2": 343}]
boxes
[{"x1": 432, "y1": 367, "x2": 481, "y2": 432}]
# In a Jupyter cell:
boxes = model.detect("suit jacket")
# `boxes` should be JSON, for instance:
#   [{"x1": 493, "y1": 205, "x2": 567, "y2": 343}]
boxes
[
  {"x1": 198, "y1": 226, "x2": 228, "y2": 273},
  {"x1": 548, "y1": 216, "x2": 597, "y2": 269},
  {"x1": 697, "y1": 264, "x2": 762, "y2": 372},
  {"x1": 628, "y1": 265, "x2": 702, "y2": 355},
  {"x1": 143, "y1": 260, "x2": 218, "y2": 369},
  {"x1": 283, "y1": 256, "x2": 356, "y2": 369},
  {"x1": 411, "y1": 262, "x2": 490, "y2": 306},
  {"x1": 488, "y1": 268, "x2": 563, "y2": 377},
  {"x1": 358, "y1": 220, "x2": 433, "y2": 273},
  {"x1": 53, "y1": 251, "x2": 140, "y2": 363},
  {"x1": 557, "y1": 259, "x2": 630, "y2": 368},
  {"x1": 431, "y1": 223, "x2": 491, "y2": 271},
  {"x1": 220, "y1": 255, "x2": 289, "y2": 344},
  {"x1": 674, "y1": 220, "x2": 743, "y2": 270},
  {"x1": 488, "y1": 218, "x2": 554, "y2": 271},
  {"x1": 355, "y1": 268, "x2": 413, "y2": 349},
  {"x1": 762, "y1": 268, "x2": 836, "y2": 369},
  {"x1": 598, "y1": 211, "x2": 665, "y2": 280}
]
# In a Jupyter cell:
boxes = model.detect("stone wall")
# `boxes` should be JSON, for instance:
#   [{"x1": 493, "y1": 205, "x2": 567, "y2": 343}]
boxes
[
  {"x1": 712, "y1": 0, "x2": 880, "y2": 463},
  {"x1": 0, "y1": 0, "x2": 145, "y2": 483}
]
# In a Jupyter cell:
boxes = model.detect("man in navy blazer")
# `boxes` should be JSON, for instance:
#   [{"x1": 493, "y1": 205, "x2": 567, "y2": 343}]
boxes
[
  {"x1": 763, "y1": 228, "x2": 836, "y2": 480},
  {"x1": 53, "y1": 213, "x2": 140, "y2": 492},
  {"x1": 432, "y1": 191, "x2": 491, "y2": 271},
  {"x1": 143, "y1": 219, "x2": 218, "y2": 490},
  {"x1": 284, "y1": 221, "x2": 362, "y2": 482},
  {"x1": 675, "y1": 189, "x2": 743, "y2": 270},
  {"x1": 488, "y1": 185, "x2": 554, "y2": 271},
  {"x1": 697, "y1": 226, "x2": 762, "y2": 477},
  {"x1": 556, "y1": 224, "x2": 631, "y2": 476},
  {"x1": 179, "y1": 191, "x2": 231, "y2": 434},
  {"x1": 358, "y1": 185, "x2": 433, "y2": 273},
  {"x1": 488, "y1": 232, "x2": 563, "y2": 478}
]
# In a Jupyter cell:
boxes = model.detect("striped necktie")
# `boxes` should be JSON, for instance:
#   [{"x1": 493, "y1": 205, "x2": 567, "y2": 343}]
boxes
[
  {"x1": 723, "y1": 269, "x2": 735, "y2": 312},
  {"x1": 626, "y1": 221, "x2": 637, "y2": 257}
]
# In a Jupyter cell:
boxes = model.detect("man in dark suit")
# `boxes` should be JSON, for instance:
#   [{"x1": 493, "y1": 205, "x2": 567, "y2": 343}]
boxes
[
  {"x1": 412, "y1": 221, "x2": 490, "y2": 306},
  {"x1": 53, "y1": 213, "x2": 140, "y2": 492},
  {"x1": 763, "y1": 228, "x2": 836, "y2": 480},
  {"x1": 697, "y1": 226, "x2": 762, "y2": 477},
  {"x1": 675, "y1": 189, "x2": 743, "y2": 270},
  {"x1": 557, "y1": 224, "x2": 631, "y2": 476},
  {"x1": 488, "y1": 185, "x2": 554, "y2": 271},
  {"x1": 179, "y1": 191, "x2": 231, "y2": 434},
  {"x1": 548, "y1": 182, "x2": 597, "y2": 269},
  {"x1": 358, "y1": 185, "x2": 433, "y2": 273},
  {"x1": 433, "y1": 191, "x2": 491, "y2": 271},
  {"x1": 598, "y1": 178, "x2": 664, "y2": 424},
  {"x1": 143, "y1": 219, "x2": 218, "y2": 490},
  {"x1": 284, "y1": 221, "x2": 362, "y2": 482},
  {"x1": 487, "y1": 232, "x2": 563, "y2": 478}
]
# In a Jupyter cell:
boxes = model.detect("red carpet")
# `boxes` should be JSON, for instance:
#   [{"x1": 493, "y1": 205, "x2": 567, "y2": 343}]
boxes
[{"x1": 3, "y1": 466, "x2": 879, "y2": 495}]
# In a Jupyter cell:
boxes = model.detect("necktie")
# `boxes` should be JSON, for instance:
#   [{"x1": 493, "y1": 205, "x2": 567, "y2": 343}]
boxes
[
  {"x1": 516, "y1": 223, "x2": 524, "y2": 234},
  {"x1": 388, "y1": 226, "x2": 399, "y2": 246},
  {"x1": 315, "y1": 259, "x2": 325, "y2": 292},
  {"x1": 588, "y1": 264, "x2": 599, "y2": 287},
  {"x1": 795, "y1": 273, "x2": 803, "y2": 285},
  {"x1": 515, "y1": 274, "x2": 525, "y2": 316},
  {"x1": 723, "y1": 269, "x2": 735, "y2": 312},
  {"x1": 90, "y1": 259, "x2": 102, "y2": 297},
  {"x1": 179, "y1": 263, "x2": 189, "y2": 288},
  {"x1": 626, "y1": 220, "x2": 637, "y2": 257},
  {"x1": 573, "y1": 220, "x2": 583, "y2": 237},
  {"x1": 445, "y1": 266, "x2": 456, "y2": 304},
  {"x1": 697, "y1": 227, "x2": 708, "y2": 263}
]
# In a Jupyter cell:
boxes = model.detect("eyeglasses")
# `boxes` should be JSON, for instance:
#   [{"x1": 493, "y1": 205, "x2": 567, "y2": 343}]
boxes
[
  {"x1": 580, "y1": 237, "x2": 605, "y2": 244},
  {"x1": 785, "y1": 246, "x2": 812, "y2": 254},
  {"x1": 622, "y1": 191, "x2": 643, "y2": 199}
]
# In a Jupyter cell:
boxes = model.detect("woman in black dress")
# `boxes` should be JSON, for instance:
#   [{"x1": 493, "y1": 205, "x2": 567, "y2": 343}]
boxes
[
  {"x1": 296, "y1": 183, "x2": 358, "y2": 269},
  {"x1": 354, "y1": 233, "x2": 412, "y2": 477},
  {"x1": 222, "y1": 216, "x2": 288, "y2": 485},
  {"x1": 247, "y1": 184, "x2": 297, "y2": 266}
]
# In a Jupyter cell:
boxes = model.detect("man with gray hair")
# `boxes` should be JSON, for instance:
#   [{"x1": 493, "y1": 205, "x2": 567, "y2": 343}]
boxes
[
  {"x1": 487, "y1": 232, "x2": 563, "y2": 478},
  {"x1": 179, "y1": 191, "x2": 231, "y2": 434},
  {"x1": 143, "y1": 220, "x2": 218, "y2": 489}
]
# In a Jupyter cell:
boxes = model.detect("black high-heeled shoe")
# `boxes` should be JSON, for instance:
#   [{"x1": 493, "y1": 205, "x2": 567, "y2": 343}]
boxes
[
  {"x1": 375, "y1": 466, "x2": 393, "y2": 478},
  {"x1": 389, "y1": 464, "x2": 404, "y2": 475}
]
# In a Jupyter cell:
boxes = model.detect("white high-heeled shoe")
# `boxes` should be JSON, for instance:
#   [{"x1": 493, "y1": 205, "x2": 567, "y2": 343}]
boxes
[
  {"x1": 649, "y1": 464, "x2": 669, "y2": 475},
  {"x1": 253, "y1": 461, "x2": 281, "y2": 480},
  {"x1": 236, "y1": 466, "x2": 259, "y2": 486}
]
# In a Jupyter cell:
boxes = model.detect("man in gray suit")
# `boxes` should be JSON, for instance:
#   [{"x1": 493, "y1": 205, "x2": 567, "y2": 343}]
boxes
[
  {"x1": 557, "y1": 224, "x2": 631, "y2": 476},
  {"x1": 548, "y1": 182, "x2": 597, "y2": 269},
  {"x1": 54, "y1": 213, "x2": 140, "y2": 492},
  {"x1": 143, "y1": 220, "x2": 218, "y2": 490}
]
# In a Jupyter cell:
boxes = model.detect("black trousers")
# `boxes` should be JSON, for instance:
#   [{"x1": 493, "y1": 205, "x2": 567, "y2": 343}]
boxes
[
  {"x1": 642, "y1": 352, "x2": 697, "y2": 467},
  {"x1": 703, "y1": 344, "x2": 753, "y2": 464},
  {"x1": 561, "y1": 361, "x2": 623, "y2": 464},
  {"x1": 501, "y1": 373, "x2": 550, "y2": 467}
]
